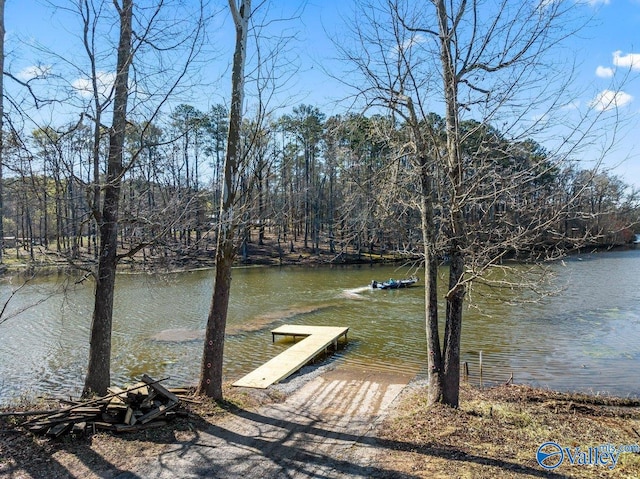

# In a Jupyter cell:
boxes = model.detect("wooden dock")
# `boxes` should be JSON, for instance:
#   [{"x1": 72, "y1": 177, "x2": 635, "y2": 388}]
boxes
[{"x1": 232, "y1": 325, "x2": 349, "y2": 389}]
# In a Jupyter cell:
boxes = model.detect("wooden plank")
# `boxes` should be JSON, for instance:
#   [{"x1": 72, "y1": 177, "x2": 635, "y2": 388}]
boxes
[
  {"x1": 66, "y1": 407, "x2": 102, "y2": 415},
  {"x1": 124, "y1": 407, "x2": 136, "y2": 425},
  {"x1": 141, "y1": 374, "x2": 180, "y2": 403},
  {"x1": 72, "y1": 422, "x2": 87, "y2": 435},
  {"x1": 106, "y1": 403, "x2": 128, "y2": 412},
  {"x1": 22, "y1": 379, "x2": 166, "y2": 427},
  {"x1": 28, "y1": 424, "x2": 49, "y2": 434},
  {"x1": 30, "y1": 413, "x2": 99, "y2": 428},
  {"x1": 107, "y1": 386, "x2": 127, "y2": 404},
  {"x1": 93, "y1": 421, "x2": 117, "y2": 431},
  {"x1": 46, "y1": 422, "x2": 72, "y2": 438},
  {"x1": 270, "y1": 324, "x2": 348, "y2": 339},
  {"x1": 233, "y1": 325, "x2": 349, "y2": 389},
  {"x1": 137, "y1": 401, "x2": 177, "y2": 424}
]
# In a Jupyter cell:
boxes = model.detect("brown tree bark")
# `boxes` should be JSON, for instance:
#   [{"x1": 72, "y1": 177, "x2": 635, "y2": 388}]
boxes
[
  {"x1": 0, "y1": 0, "x2": 5, "y2": 264},
  {"x1": 83, "y1": 0, "x2": 133, "y2": 397},
  {"x1": 435, "y1": 0, "x2": 467, "y2": 408},
  {"x1": 418, "y1": 155, "x2": 444, "y2": 405},
  {"x1": 198, "y1": 0, "x2": 251, "y2": 399}
]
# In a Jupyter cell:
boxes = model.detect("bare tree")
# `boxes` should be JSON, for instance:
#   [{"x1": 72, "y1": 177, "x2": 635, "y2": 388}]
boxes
[
  {"x1": 0, "y1": 0, "x2": 5, "y2": 264},
  {"x1": 83, "y1": 0, "x2": 134, "y2": 396},
  {"x1": 198, "y1": 0, "x2": 251, "y2": 400},
  {"x1": 81, "y1": 0, "x2": 208, "y2": 395},
  {"x1": 197, "y1": 0, "x2": 302, "y2": 398},
  {"x1": 341, "y1": 0, "x2": 624, "y2": 407}
]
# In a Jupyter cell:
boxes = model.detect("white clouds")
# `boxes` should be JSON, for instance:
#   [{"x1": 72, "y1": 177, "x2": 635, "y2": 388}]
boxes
[
  {"x1": 592, "y1": 51, "x2": 640, "y2": 82},
  {"x1": 17, "y1": 65, "x2": 52, "y2": 81},
  {"x1": 401, "y1": 34, "x2": 426, "y2": 51},
  {"x1": 390, "y1": 34, "x2": 426, "y2": 58},
  {"x1": 613, "y1": 50, "x2": 640, "y2": 70},
  {"x1": 595, "y1": 66, "x2": 614, "y2": 78},
  {"x1": 589, "y1": 89, "x2": 633, "y2": 111},
  {"x1": 567, "y1": 0, "x2": 610, "y2": 6},
  {"x1": 18, "y1": 67, "x2": 126, "y2": 101},
  {"x1": 72, "y1": 71, "x2": 116, "y2": 98}
]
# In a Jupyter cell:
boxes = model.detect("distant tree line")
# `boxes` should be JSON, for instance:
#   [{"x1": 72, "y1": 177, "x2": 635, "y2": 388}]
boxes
[{"x1": 3, "y1": 103, "x2": 637, "y2": 266}]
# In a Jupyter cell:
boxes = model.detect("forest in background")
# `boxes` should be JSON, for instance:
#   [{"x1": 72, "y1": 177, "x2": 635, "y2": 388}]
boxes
[{"x1": 4, "y1": 103, "x2": 639, "y2": 271}]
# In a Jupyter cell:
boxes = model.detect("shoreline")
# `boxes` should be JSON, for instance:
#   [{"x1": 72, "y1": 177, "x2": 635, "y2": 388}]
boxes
[
  {"x1": 2, "y1": 238, "x2": 636, "y2": 281},
  {"x1": 0, "y1": 242, "x2": 422, "y2": 280},
  {"x1": 2, "y1": 364, "x2": 639, "y2": 478}
]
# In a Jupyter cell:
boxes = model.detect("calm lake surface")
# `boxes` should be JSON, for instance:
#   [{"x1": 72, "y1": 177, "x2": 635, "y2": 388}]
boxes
[{"x1": 1, "y1": 250, "x2": 640, "y2": 404}]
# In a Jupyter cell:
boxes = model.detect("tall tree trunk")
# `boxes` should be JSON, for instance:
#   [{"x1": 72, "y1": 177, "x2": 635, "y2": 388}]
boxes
[
  {"x1": 328, "y1": 159, "x2": 335, "y2": 254},
  {"x1": 198, "y1": 0, "x2": 250, "y2": 400},
  {"x1": 437, "y1": 0, "x2": 466, "y2": 408},
  {"x1": 26, "y1": 206, "x2": 34, "y2": 261},
  {"x1": 0, "y1": 0, "x2": 5, "y2": 263},
  {"x1": 83, "y1": 0, "x2": 133, "y2": 397},
  {"x1": 304, "y1": 148, "x2": 310, "y2": 249},
  {"x1": 55, "y1": 166, "x2": 63, "y2": 253},
  {"x1": 443, "y1": 248, "x2": 464, "y2": 406},
  {"x1": 257, "y1": 154, "x2": 265, "y2": 245},
  {"x1": 42, "y1": 174, "x2": 49, "y2": 248},
  {"x1": 69, "y1": 181, "x2": 79, "y2": 259},
  {"x1": 419, "y1": 156, "x2": 444, "y2": 405}
]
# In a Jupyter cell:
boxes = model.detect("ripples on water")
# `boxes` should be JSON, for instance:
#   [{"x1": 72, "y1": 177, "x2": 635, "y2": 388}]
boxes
[{"x1": 1, "y1": 251, "x2": 640, "y2": 404}]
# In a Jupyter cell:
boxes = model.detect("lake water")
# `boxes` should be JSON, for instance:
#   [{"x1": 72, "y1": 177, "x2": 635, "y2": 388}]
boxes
[{"x1": 1, "y1": 250, "x2": 639, "y2": 404}]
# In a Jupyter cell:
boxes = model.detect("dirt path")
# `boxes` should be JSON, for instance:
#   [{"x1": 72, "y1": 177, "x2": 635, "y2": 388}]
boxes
[{"x1": 128, "y1": 368, "x2": 414, "y2": 479}]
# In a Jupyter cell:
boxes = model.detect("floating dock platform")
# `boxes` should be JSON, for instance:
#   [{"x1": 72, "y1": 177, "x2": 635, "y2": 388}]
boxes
[{"x1": 232, "y1": 325, "x2": 349, "y2": 389}]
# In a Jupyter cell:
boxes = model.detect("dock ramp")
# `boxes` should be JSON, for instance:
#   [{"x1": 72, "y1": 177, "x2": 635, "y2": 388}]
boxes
[{"x1": 232, "y1": 325, "x2": 349, "y2": 389}]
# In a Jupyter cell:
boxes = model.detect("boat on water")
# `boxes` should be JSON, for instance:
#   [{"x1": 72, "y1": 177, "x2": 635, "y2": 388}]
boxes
[{"x1": 371, "y1": 276, "x2": 418, "y2": 290}]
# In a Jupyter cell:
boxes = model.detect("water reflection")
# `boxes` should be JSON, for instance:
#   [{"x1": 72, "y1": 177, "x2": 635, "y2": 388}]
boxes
[{"x1": 1, "y1": 251, "x2": 640, "y2": 404}]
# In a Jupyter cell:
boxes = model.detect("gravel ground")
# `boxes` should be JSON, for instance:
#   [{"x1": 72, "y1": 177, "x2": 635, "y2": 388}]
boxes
[{"x1": 124, "y1": 365, "x2": 414, "y2": 479}]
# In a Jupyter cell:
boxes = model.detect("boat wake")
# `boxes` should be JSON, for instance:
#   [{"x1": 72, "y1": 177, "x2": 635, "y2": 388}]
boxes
[{"x1": 342, "y1": 285, "x2": 371, "y2": 300}]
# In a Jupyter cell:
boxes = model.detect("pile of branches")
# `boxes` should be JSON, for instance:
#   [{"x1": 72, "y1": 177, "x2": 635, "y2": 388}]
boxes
[{"x1": 5, "y1": 375, "x2": 189, "y2": 438}]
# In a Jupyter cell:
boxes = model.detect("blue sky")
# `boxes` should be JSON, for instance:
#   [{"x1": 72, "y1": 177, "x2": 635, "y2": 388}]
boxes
[
  {"x1": 5, "y1": 0, "x2": 640, "y2": 189},
  {"x1": 546, "y1": 0, "x2": 640, "y2": 189}
]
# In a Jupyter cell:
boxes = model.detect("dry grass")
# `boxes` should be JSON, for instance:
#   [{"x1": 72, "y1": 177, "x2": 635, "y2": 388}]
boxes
[
  {"x1": 377, "y1": 382, "x2": 640, "y2": 478},
  {"x1": 2, "y1": 381, "x2": 639, "y2": 478}
]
